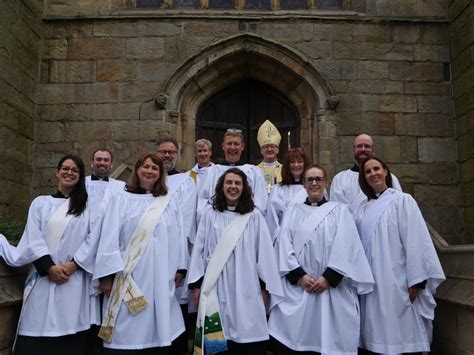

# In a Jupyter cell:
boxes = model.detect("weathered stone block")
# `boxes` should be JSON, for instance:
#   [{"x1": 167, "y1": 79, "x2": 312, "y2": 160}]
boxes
[
  {"x1": 389, "y1": 62, "x2": 444, "y2": 82},
  {"x1": 395, "y1": 113, "x2": 454, "y2": 137},
  {"x1": 96, "y1": 60, "x2": 136, "y2": 82},
  {"x1": 43, "y1": 39, "x2": 68, "y2": 60},
  {"x1": 418, "y1": 137, "x2": 457, "y2": 163},
  {"x1": 92, "y1": 102, "x2": 142, "y2": 121},
  {"x1": 38, "y1": 103, "x2": 93, "y2": 122},
  {"x1": 403, "y1": 82, "x2": 452, "y2": 96},
  {"x1": 414, "y1": 185, "x2": 461, "y2": 207},
  {"x1": 375, "y1": 0, "x2": 449, "y2": 18},
  {"x1": 460, "y1": 158, "x2": 474, "y2": 184},
  {"x1": 35, "y1": 121, "x2": 66, "y2": 143},
  {"x1": 317, "y1": 60, "x2": 358, "y2": 80},
  {"x1": 400, "y1": 136, "x2": 417, "y2": 163},
  {"x1": 65, "y1": 121, "x2": 113, "y2": 142},
  {"x1": 351, "y1": 23, "x2": 392, "y2": 43},
  {"x1": 294, "y1": 41, "x2": 332, "y2": 60},
  {"x1": 373, "y1": 135, "x2": 401, "y2": 163},
  {"x1": 417, "y1": 95, "x2": 452, "y2": 114},
  {"x1": 337, "y1": 112, "x2": 395, "y2": 136},
  {"x1": 413, "y1": 44, "x2": 450, "y2": 62},
  {"x1": 348, "y1": 80, "x2": 403, "y2": 94},
  {"x1": 463, "y1": 181, "x2": 474, "y2": 206},
  {"x1": 396, "y1": 163, "x2": 459, "y2": 185},
  {"x1": 357, "y1": 61, "x2": 389, "y2": 79},
  {"x1": 34, "y1": 142, "x2": 76, "y2": 168},
  {"x1": 43, "y1": 21, "x2": 93, "y2": 39},
  {"x1": 419, "y1": 204, "x2": 464, "y2": 239},
  {"x1": 120, "y1": 82, "x2": 162, "y2": 102},
  {"x1": 49, "y1": 60, "x2": 96, "y2": 83},
  {"x1": 93, "y1": 20, "x2": 183, "y2": 38},
  {"x1": 125, "y1": 37, "x2": 165, "y2": 59},
  {"x1": 67, "y1": 38, "x2": 125, "y2": 60},
  {"x1": 453, "y1": 66, "x2": 474, "y2": 98},
  {"x1": 112, "y1": 121, "x2": 139, "y2": 141},
  {"x1": 454, "y1": 111, "x2": 474, "y2": 137},
  {"x1": 311, "y1": 23, "x2": 353, "y2": 42},
  {"x1": 420, "y1": 23, "x2": 450, "y2": 45},
  {"x1": 393, "y1": 24, "x2": 420, "y2": 44},
  {"x1": 379, "y1": 94, "x2": 417, "y2": 113},
  {"x1": 451, "y1": 47, "x2": 472, "y2": 80},
  {"x1": 136, "y1": 59, "x2": 172, "y2": 83}
]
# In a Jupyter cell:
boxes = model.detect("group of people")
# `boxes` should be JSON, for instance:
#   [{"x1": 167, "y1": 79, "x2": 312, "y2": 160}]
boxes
[{"x1": 0, "y1": 120, "x2": 445, "y2": 355}]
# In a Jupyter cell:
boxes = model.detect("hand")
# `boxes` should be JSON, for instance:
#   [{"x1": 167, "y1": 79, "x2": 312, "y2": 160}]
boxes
[
  {"x1": 299, "y1": 274, "x2": 316, "y2": 292},
  {"x1": 409, "y1": 286, "x2": 421, "y2": 303},
  {"x1": 99, "y1": 276, "x2": 114, "y2": 297},
  {"x1": 62, "y1": 261, "x2": 78, "y2": 276},
  {"x1": 47, "y1": 265, "x2": 69, "y2": 284},
  {"x1": 308, "y1": 276, "x2": 329, "y2": 294},
  {"x1": 262, "y1": 289, "x2": 270, "y2": 305},
  {"x1": 175, "y1": 272, "x2": 184, "y2": 288},
  {"x1": 193, "y1": 288, "x2": 201, "y2": 305}
]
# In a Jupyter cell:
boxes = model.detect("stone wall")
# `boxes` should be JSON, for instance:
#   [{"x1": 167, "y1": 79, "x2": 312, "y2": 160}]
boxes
[
  {"x1": 0, "y1": 0, "x2": 43, "y2": 221},
  {"x1": 37, "y1": 4, "x2": 463, "y2": 242},
  {"x1": 450, "y1": 0, "x2": 474, "y2": 244}
]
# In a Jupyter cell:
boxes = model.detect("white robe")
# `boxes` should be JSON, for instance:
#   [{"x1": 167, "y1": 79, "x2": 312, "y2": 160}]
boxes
[
  {"x1": 93, "y1": 189, "x2": 188, "y2": 349},
  {"x1": 188, "y1": 206, "x2": 283, "y2": 343},
  {"x1": 265, "y1": 184, "x2": 306, "y2": 242},
  {"x1": 352, "y1": 189, "x2": 445, "y2": 353},
  {"x1": 0, "y1": 196, "x2": 95, "y2": 336},
  {"x1": 268, "y1": 202, "x2": 374, "y2": 354},
  {"x1": 190, "y1": 163, "x2": 214, "y2": 193},
  {"x1": 330, "y1": 169, "x2": 402, "y2": 205},
  {"x1": 197, "y1": 164, "x2": 268, "y2": 223},
  {"x1": 85, "y1": 176, "x2": 125, "y2": 226}
]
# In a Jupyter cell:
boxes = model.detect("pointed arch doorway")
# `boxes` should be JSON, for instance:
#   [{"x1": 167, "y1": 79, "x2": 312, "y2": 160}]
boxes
[{"x1": 196, "y1": 79, "x2": 300, "y2": 164}]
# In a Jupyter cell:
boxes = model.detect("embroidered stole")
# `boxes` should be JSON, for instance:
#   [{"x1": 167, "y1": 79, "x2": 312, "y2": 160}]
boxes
[
  {"x1": 194, "y1": 212, "x2": 252, "y2": 355},
  {"x1": 292, "y1": 202, "x2": 338, "y2": 257},
  {"x1": 98, "y1": 193, "x2": 171, "y2": 343},
  {"x1": 359, "y1": 189, "x2": 399, "y2": 261}
]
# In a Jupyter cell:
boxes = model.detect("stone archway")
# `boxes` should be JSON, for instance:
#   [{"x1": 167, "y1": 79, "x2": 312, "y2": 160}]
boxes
[{"x1": 157, "y1": 33, "x2": 338, "y2": 170}]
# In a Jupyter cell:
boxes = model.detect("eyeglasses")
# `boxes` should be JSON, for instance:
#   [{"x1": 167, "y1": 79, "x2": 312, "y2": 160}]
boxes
[
  {"x1": 157, "y1": 150, "x2": 177, "y2": 155},
  {"x1": 353, "y1": 144, "x2": 373, "y2": 149},
  {"x1": 60, "y1": 166, "x2": 80, "y2": 174},
  {"x1": 304, "y1": 176, "x2": 326, "y2": 184}
]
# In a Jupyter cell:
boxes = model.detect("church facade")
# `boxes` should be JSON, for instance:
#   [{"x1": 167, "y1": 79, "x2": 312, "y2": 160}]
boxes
[{"x1": 1, "y1": 0, "x2": 473, "y2": 245}]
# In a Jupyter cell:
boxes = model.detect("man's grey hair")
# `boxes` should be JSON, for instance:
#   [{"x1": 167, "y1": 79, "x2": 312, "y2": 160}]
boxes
[
  {"x1": 194, "y1": 139, "x2": 212, "y2": 151},
  {"x1": 223, "y1": 128, "x2": 245, "y2": 143},
  {"x1": 156, "y1": 137, "x2": 179, "y2": 151}
]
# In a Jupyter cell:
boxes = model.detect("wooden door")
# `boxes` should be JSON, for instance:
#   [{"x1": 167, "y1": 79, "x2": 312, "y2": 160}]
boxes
[{"x1": 196, "y1": 79, "x2": 300, "y2": 164}]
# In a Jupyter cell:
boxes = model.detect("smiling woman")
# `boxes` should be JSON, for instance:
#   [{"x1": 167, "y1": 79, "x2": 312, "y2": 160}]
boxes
[{"x1": 0, "y1": 154, "x2": 100, "y2": 355}]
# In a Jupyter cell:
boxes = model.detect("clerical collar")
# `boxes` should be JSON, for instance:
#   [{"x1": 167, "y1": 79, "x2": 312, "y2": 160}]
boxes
[
  {"x1": 126, "y1": 187, "x2": 153, "y2": 194},
  {"x1": 222, "y1": 160, "x2": 243, "y2": 166},
  {"x1": 262, "y1": 161, "x2": 277, "y2": 168},
  {"x1": 304, "y1": 197, "x2": 327, "y2": 207},
  {"x1": 226, "y1": 205, "x2": 237, "y2": 212},
  {"x1": 91, "y1": 174, "x2": 109, "y2": 181},
  {"x1": 374, "y1": 188, "x2": 388, "y2": 199},
  {"x1": 51, "y1": 190, "x2": 68, "y2": 198},
  {"x1": 350, "y1": 165, "x2": 359, "y2": 172}
]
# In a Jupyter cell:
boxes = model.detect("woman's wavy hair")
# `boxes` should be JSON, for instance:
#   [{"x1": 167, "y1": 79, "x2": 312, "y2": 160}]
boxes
[
  {"x1": 212, "y1": 168, "x2": 254, "y2": 214},
  {"x1": 358, "y1": 157, "x2": 393, "y2": 200},
  {"x1": 127, "y1": 154, "x2": 168, "y2": 197},
  {"x1": 57, "y1": 155, "x2": 88, "y2": 216},
  {"x1": 280, "y1": 148, "x2": 311, "y2": 185}
]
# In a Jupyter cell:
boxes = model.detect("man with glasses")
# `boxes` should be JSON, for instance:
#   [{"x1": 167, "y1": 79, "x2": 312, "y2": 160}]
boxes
[
  {"x1": 330, "y1": 134, "x2": 402, "y2": 205},
  {"x1": 256, "y1": 120, "x2": 282, "y2": 194},
  {"x1": 197, "y1": 128, "x2": 268, "y2": 222},
  {"x1": 156, "y1": 137, "x2": 181, "y2": 175}
]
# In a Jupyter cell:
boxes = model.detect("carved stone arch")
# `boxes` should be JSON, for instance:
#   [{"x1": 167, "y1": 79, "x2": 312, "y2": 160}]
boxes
[{"x1": 159, "y1": 33, "x2": 338, "y2": 170}]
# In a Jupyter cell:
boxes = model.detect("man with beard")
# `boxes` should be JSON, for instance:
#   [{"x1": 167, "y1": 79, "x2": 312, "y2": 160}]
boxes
[
  {"x1": 156, "y1": 137, "x2": 181, "y2": 175},
  {"x1": 330, "y1": 134, "x2": 402, "y2": 205}
]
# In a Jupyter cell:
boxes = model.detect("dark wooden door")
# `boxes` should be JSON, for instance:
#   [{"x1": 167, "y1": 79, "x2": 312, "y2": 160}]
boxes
[{"x1": 196, "y1": 79, "x2": 300, "y2": 164}]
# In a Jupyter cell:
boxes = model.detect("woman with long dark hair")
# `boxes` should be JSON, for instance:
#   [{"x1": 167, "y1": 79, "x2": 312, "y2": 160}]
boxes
[
  {"x1": 188, "y1": 168, "x2": 283, "y2": 355},
  {"x1": 265, "y1": 148, "x2": 310, "y2": 241},
  {"x1": 353, "y1": 157, "x2": 445, "y2": 355},
  {"x1": 0, "y1": 154, "x2": 97, "y2": 355},
  {"x1": 93, "y1": 154, "x2": 188, "y2": 354}
]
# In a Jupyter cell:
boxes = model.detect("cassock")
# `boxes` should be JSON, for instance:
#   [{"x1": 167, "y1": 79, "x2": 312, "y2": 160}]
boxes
[
  {"x1": 0, "y1": 194, "x2": 96, "y2": 354},
  {"x1": 93, "y1": 189, "x2": 188, "y2": 351},
  {"x1": 330, "y1": 166, "x2": 402, "y2": 205},
  {"x1": 268, "y1": 202, "x2": 374, "y2": 354},
  {"x1": 265, "y1": 183, "x2": 306, "y2": 242},
  {"x1": 188, "y1": 206, "x2": 283, "y2": 344},
  {"x1": 197, "y1": 164, "x2": 268, "y2": 223},
  {"x1": 352, "y1": 188, "x2": 445, "y2": 353}
]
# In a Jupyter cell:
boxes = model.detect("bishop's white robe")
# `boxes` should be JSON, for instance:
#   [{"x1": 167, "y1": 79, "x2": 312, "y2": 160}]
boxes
[
  {"x1": 268, "y1": 202, "x2": 374, "y2": 354},
  {"x1": 265, "y1": 184, "x2": 306, "y2": 242},
  {"x1": 197, "y1": 164, "x2": 268, "y2": 223},
  {"x1": 93, "y1": 190, "x2": 188, "y2": 350},
  {"x1": 0, "y1": 196, "x2": 96, "y2": 336},
  {"x1": 352, "y1": 188, "x2": 445, "y2": 353},
  {"x1": 188, "y1": 206, "x2": 283, "y2": 343},
  {"x1": 330, "y1": 168, "x2": 402, "y2": 206}
]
